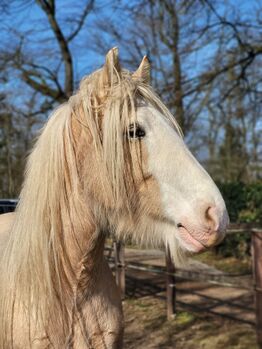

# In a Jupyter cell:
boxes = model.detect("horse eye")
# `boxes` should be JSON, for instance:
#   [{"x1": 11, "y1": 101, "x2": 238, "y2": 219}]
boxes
[{"x1": 128, "y1": 123, "x2": 146, "y2": 139}]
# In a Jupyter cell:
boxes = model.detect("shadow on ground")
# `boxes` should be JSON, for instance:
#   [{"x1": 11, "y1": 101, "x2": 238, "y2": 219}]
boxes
[{"x1": 121, "y1": 249, "x2": 257, "y2": 348}]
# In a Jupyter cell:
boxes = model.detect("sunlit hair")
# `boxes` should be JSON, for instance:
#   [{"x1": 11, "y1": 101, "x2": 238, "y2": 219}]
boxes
[{"x1": 0, "y1": 63, "x2": 182, "y2": 347}]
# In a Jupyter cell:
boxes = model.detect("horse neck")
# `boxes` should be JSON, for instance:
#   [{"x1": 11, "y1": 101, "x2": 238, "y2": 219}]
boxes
[
  {"x1": 76, "y1": 232, "x2": 106, "y2": 293},
  {"x1": 60, "y1": 208, "x2": 106, "y2": 290}
]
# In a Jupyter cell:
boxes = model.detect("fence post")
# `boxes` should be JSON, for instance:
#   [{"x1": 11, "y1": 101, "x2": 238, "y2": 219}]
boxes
[
  {"x1": 252, "y1": 229, "x2": 262, "y2": 349},
  {"x1": 114, "y1": 241, "x2": 125, "y2": 299},
  {"x1": 166, "y1": 247, "x2": 176, "y2": 319}
]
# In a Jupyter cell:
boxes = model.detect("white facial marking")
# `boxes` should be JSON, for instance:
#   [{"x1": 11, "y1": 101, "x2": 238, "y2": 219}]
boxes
[{"x1": 136, "y1": 103, "x2": 228, "y2": 256}]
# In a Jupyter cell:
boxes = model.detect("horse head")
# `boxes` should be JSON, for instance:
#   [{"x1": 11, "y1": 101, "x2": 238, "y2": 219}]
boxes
[{"x1": 73, "y1": 47, "x2": 229, "y2": 262}]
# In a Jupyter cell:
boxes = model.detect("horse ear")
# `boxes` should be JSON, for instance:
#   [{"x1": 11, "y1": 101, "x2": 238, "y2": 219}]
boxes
[
  {"x1": 103, "y1": 47, "x2": 121, "y2": 86},
  {"x1": 132, "y1": 56, "x2": 150, "y2": 84}
]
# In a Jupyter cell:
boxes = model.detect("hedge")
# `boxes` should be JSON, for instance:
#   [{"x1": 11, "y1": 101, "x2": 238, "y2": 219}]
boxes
[
  {"x1": 215, "y1": 182, "x2": 262, "y2": 258},
  {"x1": 217, "y1": 182, "x2": 262, "y2": 224}
]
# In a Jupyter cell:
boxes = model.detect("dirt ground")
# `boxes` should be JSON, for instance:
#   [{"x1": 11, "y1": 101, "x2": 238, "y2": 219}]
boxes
[
  {"x1": 119, "y1": 248, "x2": 258, "y2": 349},
  {"x1": 123, "y1": 296, "x2": 258, "y2": 349}
]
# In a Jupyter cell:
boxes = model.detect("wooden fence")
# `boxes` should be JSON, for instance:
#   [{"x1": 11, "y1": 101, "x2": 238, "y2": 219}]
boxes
[
  {"x1": 108, "y1": 224, "x2": 262, "y2": 349},
  {"x1": 253, "y1": 229, "x2": 262, "y2": 348}
]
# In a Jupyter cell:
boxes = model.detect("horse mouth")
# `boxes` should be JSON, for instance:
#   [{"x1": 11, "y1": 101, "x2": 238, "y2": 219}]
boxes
[{"x1": 177, "y1": 223, "x2": 207, "y2": 253}]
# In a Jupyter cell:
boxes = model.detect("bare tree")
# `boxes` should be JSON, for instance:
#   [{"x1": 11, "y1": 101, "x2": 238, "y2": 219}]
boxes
[
  {"x1": 91, "y1": 0, "x2": 262, "y2": 182},
  {"x1": 0, "y1": 0, "x2": 261, "y2": 196},
  {"x1": 0, "y1": 0, "x2": 97, "y2": 195},
  {"x1": 0, "y1": 0, "x2": 95, "y2": 109}
]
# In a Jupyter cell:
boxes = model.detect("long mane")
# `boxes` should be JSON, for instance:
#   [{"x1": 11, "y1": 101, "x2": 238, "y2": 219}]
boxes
[{"x1": 0, "y1": 67, "x2": 181, "y2": 347}]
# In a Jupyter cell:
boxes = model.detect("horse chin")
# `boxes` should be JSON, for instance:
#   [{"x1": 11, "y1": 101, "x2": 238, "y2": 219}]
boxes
[{"x1": 176, "y1": 226, "x2": 207, "y2": 253}]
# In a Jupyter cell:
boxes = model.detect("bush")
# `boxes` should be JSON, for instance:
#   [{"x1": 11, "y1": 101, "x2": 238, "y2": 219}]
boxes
[
  {"x1": 215, "y1": 232, "x2": 251, "y2": 259},
  {"x1": 217, "y1": 182, "x2": 262, "y2": 224},
  {"x1": 214, "y1": 182, "x2": 262, "y2": 258}
]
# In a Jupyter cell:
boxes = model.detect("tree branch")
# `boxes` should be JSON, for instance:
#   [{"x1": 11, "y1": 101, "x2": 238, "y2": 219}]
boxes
[
  {"x1": 67, "y1": 1, "x2": 95, "y2": 42},
  {"x1": 21, "y1": 68, "x2": 66, "y2": 101},
  {"x1": 36, "y1": 0, "x2": 73, "y2": 97}
]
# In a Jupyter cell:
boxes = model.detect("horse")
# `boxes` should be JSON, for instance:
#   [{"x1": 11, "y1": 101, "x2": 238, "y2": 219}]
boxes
[{"x1": 0, "y1": 48, "x2": 229, "y2": 348}]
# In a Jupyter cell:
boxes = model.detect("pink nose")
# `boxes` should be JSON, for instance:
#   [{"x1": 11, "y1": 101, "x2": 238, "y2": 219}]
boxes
[
  {"x1": 176, "y1": 204, "x2": 228, "y2": 251},
  {"x1": 204, "y1": 206, "x2": 220, "y2": 231}
]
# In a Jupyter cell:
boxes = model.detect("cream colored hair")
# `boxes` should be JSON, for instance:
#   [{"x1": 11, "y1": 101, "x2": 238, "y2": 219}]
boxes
[{"x1": 0, "y1": 48, "x2": 181, "y2": 347}]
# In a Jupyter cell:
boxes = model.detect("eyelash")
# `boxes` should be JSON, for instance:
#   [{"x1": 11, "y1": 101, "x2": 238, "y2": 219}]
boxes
[{"x1": 127, "y1": 123, "x2": 146, "y2": 139}]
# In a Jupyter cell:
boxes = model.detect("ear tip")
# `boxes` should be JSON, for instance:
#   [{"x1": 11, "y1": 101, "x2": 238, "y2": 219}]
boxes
[
  {"x1": 141, "y1": 56, "x2": 150, "y2": 69},
  {"x1": 132, "y1": 55, "x2": 151, "y2": 83},
  {"x1": 103, "y1": 47, "x2": 121, "y2": 83},
  {"x1": 106, "y1": 47, "x2": 119, "y2": 58}
]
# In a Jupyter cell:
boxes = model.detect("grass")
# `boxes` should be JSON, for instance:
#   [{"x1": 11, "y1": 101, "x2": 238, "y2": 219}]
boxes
[
  {"x1": 175, "y1": 311, "x2": 196, "y2": 328},
  {"x1": 123, "y1": 296, "x2": 258, "y2": 349},
  {"x1": 193, "y1": 250, "x2": 252, "y2": 274}
]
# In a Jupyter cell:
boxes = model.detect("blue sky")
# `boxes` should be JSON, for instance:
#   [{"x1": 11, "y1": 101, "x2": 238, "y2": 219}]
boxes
[
  {"x1": 1, "y1": 0, "x2": 260, "y2": 83},
  {"x1": 1, "y1": 0, "x2": 261, "y2": 161},
  {"x1": 2, "y1": 0, "x2": 259, "y2": 78}
]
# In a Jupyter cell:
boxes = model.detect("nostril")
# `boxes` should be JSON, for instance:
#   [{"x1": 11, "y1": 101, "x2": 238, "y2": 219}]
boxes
[{"x1": 205, "y1": 206, "x2": 219, "y2": 231}]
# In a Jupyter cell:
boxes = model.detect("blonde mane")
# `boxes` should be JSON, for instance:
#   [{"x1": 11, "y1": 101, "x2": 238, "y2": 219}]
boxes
[{"x1": 0, "y1": 61, "x2": 181, "y2": 347}]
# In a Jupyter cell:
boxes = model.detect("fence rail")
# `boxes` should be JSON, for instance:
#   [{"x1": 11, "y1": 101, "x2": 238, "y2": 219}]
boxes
[{"x1": 252, "y1": 229, "x2": 262, "y2": 348}]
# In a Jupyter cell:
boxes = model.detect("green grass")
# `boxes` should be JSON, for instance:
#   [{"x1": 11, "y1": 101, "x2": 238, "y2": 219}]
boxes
[{"x1": 175, "y1": 311, "x2": 196, "y2": 328}]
